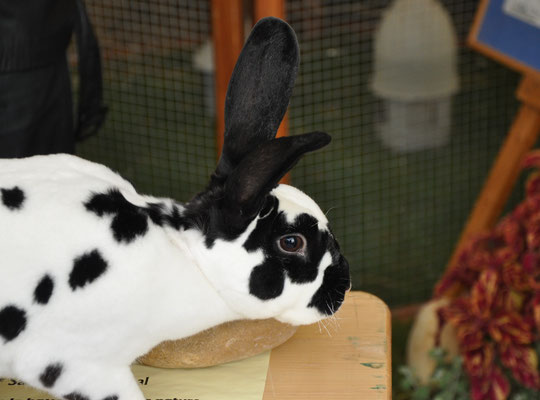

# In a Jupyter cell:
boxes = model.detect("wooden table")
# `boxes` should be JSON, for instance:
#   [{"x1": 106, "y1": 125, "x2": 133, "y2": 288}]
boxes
[{"x1": 264, "y1": 291, "x2": 391, "y2": 399}]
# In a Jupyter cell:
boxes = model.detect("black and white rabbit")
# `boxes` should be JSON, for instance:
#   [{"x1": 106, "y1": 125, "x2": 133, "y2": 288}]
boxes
[{"x1": 0, "y1": 17, "x2": 350, "y2": 400}]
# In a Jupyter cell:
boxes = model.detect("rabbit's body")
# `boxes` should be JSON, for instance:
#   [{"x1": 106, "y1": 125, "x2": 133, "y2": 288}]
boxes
[
  {"x1": 0, "y1": 154, "x2": 238, "y2": 398},
  {"x1": 0, "y1": 18, "x2": 350, "y2": 400}
]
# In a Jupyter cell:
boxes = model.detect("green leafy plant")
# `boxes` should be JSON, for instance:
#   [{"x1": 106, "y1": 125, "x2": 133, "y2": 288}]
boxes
[
  {"x1": 397, "y1": 348, "x2": 469, "y2": 400},
  {"x1": 397, "y1": 346, "x2": 540, "y2": 399}
]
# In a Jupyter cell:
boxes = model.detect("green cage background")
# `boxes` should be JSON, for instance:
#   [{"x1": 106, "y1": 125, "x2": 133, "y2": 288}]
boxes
[{"x1": 77, "y1": 0, "x2": 522, "y2": 308}]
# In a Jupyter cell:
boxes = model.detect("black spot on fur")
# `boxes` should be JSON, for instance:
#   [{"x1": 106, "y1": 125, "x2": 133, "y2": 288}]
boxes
[
  {"x1": 166, "y1": 204, "x2": 186, "y2": 230},
  {"x1": 1, "y1": 187, "x2": 25, "y2": 210},
  {"x1": 110, "y1": 209, "x2": 148, "y2": 243},
  {"x1": 39, "y1": 363, "x2": 63, "y2": 388},
  {"x1": 69, "y1": 250, "x2": 108, "y2": 290},
  {"x1": 249, "y1": 261, "x2": 285, "y2": 300},
  {"x1": 0, "y1": 305, "x2": 27, "y2": 342},
  {"x1": 85, "y1": 189, "x2": 148, "y2": 243},
  {"x1": 103, "y1": 396, "x2": 119, "y2": 400},
  {"x1": 308, "y1": 254, "x2": 350, "y2": 315},
  {"x1": 85, "y1": 189, "x2": 186, "y2": 243},
  {"x1": 84, "y1": 188, "x2": 127, "y2": 216},
  {"x1": 145, "y1": 202, "x2": 166, "y2": 226},
  {"x1": 34, "y1": 275, "x2": 54, "y2": 305},
  {"x1": 64, "y1": 392, "x2": 90, "y2": 400}
]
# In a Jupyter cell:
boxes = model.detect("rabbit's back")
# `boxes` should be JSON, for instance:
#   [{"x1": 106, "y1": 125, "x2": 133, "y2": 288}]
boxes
[
  {"x1": 0, "y1": 154, "x2": 133, "y2": 293},
  {"x1": 0, "y1": 154, "x2": 185, "y2": 376},
  {"x1": 0, "y1": 154, "x2": 133, "y2": 193},
  {"x1": 0, "y1": 154, "x2": 143, "y2": 305}
]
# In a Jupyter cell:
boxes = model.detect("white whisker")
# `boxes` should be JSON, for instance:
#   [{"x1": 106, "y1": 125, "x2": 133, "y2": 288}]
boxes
[
  {"x1": 324, "y1": 207, "x2": 337, "y2": 218},
  {"x1": 319, "y1": 318, "x2": 332, "y2": 337},
  {"x1": 327, "y1": 313, "x2": 340, "y2": 331},
  {"x1": 317, "y1": 320, "x2": 323, "y2": 334}
]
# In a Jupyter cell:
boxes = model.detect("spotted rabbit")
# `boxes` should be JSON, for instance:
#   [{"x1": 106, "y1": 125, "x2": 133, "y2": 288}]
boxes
[{"x1": 0, "y1": 17, "x2": 350, "y2": 400}]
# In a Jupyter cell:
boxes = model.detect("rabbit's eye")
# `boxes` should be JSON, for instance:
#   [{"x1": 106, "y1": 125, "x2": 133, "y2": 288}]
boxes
[{"x1": 278, "y1": 234, "x2": 305, "y2": 253}]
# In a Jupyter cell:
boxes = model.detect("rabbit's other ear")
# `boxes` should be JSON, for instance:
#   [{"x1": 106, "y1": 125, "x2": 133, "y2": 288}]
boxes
[
  {"x1": 215, "y1": 17, "x2": 300, "y2": 178},
  {"x1": 223, "y1": 132, "x2": 330, "y2": 227}
]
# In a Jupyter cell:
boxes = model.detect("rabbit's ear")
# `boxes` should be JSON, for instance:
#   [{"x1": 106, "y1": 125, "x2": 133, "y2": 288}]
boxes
[
  {"x1": 215, "y1": 17, "x2": 300, "y2": 178},
  {"x1": 223, "y1": 132, "x2": 330, "y2": 226}
]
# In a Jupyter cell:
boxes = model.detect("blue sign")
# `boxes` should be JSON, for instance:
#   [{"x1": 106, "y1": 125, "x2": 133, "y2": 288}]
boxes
[{"x1": 476, "y1": 0, "x2": 540, "y2": 74}]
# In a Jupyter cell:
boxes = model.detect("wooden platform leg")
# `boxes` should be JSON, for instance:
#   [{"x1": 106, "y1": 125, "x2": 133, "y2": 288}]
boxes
[{"x1": 444, "y1": 76, "x2": 540, "y2": 288}]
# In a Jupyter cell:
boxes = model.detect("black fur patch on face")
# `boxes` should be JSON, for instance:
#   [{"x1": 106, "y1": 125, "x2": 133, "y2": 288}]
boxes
[
  {"x1": 308, "y1": 251, "x2": 350, "y2": 315},
  {"x1": 39, "y1": 363, "x2": 63, "y2": 388},
  {"x1": 249, "y1": 261, "x2": 285, "y2": 300},
  {"x1": 34, "y1": 275, "x2": 54, "y2": 305},
  {"x1": 244, "y1": 197, "x2": 329, "y2": 300},
  {"x1": 0, "y1": 305, "x2": 27, "y2": 342},
  {"x1": 69, "y1": 250, "x2": 108, "y2": 291},
  {"x1": 85, "y1": 189, "x2": 186, "y2": 244},
  {"x1": 1, "y1": 187, "x2": 25, "y2": 210},
  {"x1": 64, "y1": 392, "x2": 90, "y2": 400},
  {"x1": 103, "y1": 396, "x2": 119, "y2": 400}
]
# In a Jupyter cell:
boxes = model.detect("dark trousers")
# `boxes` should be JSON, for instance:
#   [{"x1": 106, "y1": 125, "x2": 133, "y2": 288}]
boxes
[{"x1": 0, "y1": 57, "x2": 74, "y2": 158}]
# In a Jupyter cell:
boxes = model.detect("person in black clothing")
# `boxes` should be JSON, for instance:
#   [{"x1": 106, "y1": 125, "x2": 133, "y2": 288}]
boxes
[{"x1": 0, "y1": 0, "x2": 106, "y2": 158}]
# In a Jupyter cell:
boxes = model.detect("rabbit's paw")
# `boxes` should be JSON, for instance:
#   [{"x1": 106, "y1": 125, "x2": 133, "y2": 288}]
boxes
[
  {"x1": 19, "y1": 363, "x2": 145, "y2": 400},
  {"x1": 60, "y1": 365, "x2": 145, "y2": 400}
]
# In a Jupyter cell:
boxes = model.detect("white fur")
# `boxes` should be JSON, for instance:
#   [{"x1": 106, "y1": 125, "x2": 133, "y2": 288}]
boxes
[
  {"x1": 0, "y1": 154, "x2": 334, "y2": 399},
  {"x1": 271, "y1": 184, "x2": 329, "y2": 229}
]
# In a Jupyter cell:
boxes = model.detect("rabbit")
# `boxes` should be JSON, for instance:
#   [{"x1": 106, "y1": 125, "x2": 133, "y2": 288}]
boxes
[{"x1": 0, "y1": 17, "x2": 350, "y2": 400}]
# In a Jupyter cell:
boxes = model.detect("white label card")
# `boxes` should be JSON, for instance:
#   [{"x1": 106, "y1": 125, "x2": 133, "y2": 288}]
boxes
[
  {"x1": 0, "y1": 351, "x2": 271, "y2": 400},
  {"x1": 504, "y1": 0, "x2": 540, "y2": 28}
]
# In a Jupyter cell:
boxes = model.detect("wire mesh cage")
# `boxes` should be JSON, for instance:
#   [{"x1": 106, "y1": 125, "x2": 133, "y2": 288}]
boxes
[
  {"x1": 78, "y1": 0, "x2": 521, "y2": 307},
  {"x1": 78, "y1": 0, "x2": 215, "y2": 201}
]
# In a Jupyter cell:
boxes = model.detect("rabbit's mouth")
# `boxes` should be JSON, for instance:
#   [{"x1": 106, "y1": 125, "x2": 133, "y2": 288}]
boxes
[{"x1": 276, "y1": 255, "x2": 350, "y2": 325}]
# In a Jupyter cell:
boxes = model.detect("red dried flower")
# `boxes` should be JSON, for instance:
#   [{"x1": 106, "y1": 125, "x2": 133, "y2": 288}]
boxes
[
  {"x1": 434, "y1": 153, "x2": 540, "y2": 398},
  {"x1": 469, "y1": 365, "x2": 510, "y2": 400},
  {"x1": 499, "y1": 342, "x2": 540, "y2": 389}
]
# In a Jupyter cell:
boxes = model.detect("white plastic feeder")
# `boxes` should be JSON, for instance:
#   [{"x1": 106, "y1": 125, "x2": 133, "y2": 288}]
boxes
[
  {"x1": 193, "y1": 40, "x2": 215, "y2": 116},
  {"x1": 193, "y1": 19, "x2": 253, "y2": 116},
  {"x1": 371, "y1": 0, "x2": 459, "y2": 152}
]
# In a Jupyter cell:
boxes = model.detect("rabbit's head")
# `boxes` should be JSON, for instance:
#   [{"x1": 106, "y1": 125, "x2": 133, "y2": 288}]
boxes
[{"x1": 183, "y1": 17, "x2": 350, "y2": 325}]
